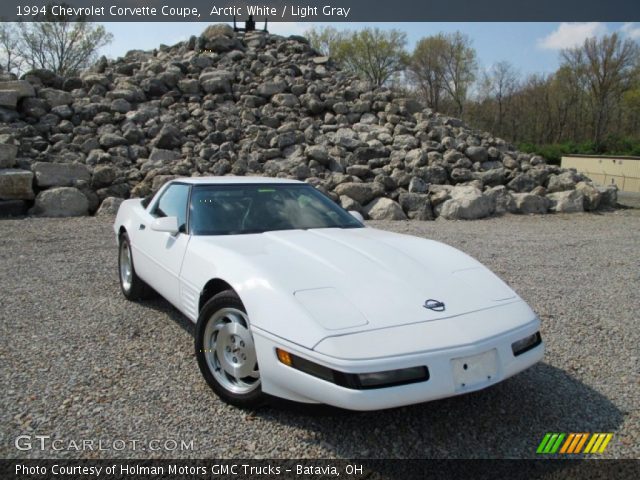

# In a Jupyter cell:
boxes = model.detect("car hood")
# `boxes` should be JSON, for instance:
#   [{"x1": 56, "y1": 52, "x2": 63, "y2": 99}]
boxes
[{"x1": 191, "y1": 227, "x2": 521, "y2": 347}]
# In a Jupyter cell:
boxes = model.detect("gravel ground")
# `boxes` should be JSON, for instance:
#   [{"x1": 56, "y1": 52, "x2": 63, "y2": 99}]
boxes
[{"x1": 1, "y1": 210, "x2": 638, "y2": 459}]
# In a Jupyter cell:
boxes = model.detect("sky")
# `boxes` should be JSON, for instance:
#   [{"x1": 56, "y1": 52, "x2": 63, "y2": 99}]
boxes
[{"x1": 100, "y1": 22, "x2": 640, "y2": 77}]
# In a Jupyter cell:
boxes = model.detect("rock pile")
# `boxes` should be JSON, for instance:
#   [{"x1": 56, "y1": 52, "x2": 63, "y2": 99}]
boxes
[{"x1": 0, "y1": 24, "x2": 618, "y2": 219}]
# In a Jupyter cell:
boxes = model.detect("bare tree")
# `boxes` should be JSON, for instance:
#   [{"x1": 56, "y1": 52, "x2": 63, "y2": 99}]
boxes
[
  {"x1": 561, "y1": 33, "x2": 639, "y2": 146},
  {"x1": 439, "y1": 32, "x2": 477, "y2": 118},
  {"x1": 480, "y1": 61, "x2": 519, "y2": 132},
  {"x1": 17, "y1": 6, "x2": 112, "y2": 76},
  {"x1": 0, "y1": 22, "x2": 24, "y2": 74}
]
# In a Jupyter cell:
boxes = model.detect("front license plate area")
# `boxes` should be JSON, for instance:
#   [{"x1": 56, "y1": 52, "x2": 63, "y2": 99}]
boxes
[{"x1": 451, "y1": 349, "x2": 498, "y2": 391}]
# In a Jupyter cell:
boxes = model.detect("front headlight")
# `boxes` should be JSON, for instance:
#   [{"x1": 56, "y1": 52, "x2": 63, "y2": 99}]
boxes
[
  {"x1": 355, "y1": 366, "x2": 430, "y2": 388},
  {"x1": 276, "y1": 348, "x2": 429, "y2": 389}
]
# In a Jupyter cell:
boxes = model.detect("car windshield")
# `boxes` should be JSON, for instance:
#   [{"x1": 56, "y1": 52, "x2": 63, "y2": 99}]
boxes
[{"x1": 189, "y1": 184, "x2": 364, "y2": 235}]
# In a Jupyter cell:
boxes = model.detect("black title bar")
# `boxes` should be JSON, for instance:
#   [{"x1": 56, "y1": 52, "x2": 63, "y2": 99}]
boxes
[{"x1": 1, "y1": 0, "x2": 639, "y2": 22}]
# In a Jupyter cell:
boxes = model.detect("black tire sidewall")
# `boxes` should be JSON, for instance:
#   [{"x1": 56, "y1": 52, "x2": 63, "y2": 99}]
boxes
[{"x1": 195, "y1": 290, "x2": 264, "y2": 408}]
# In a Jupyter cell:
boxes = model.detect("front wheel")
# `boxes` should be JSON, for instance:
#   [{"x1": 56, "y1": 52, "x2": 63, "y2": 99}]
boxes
[
  {"x1": 118, "y1": 232, "x2": 153, "y2": 300},
  {"x1": 195, "y1": 290, "x2": 264, "y2": 408}
]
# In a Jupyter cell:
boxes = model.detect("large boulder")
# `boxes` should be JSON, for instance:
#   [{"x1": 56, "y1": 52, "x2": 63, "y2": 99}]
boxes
[
  {"x1": 507, "y1": 174, "x2": 537, "y2": 193},
  {"x1": 439, "y1": 186, "x2": 494, "y2": 220},
  {"x1": 547, "y1": 171, "x2": 577, "y2": 193},
  {"x1": 96, "y1": 197, "x2": 124, "y2": 216},
  {"x1": 272, "y1": 93, "x2": 300, "y2": 108},
  {"x1": 305, "y1": 145, "x2": 330, "y2": 165},
  {"x1": 0, "y1": 169, "x2": 34, "y2": 200},
  {"x1": 38, "y1": 88, "x2": 73, "y2": 107},
  {"x1": 151, "y1": 124, "x2": 183, "y2": 149},
  {"x1": 91, "y1": 165, "x2": 117, "y2": 188},
  {"x1": 339, "y1": 195, "x2": 363, "y2": 214},
  {"x1": 99, "y1": 133, "x2": 128, "y2": 148},
  {"x1": 199, "y1": 70, "x2": 233, "y2": 94},
  {"x1": 201, "y1": 23, "x2": 234, "y2": 39},
  {"x1": 465, "y1": 146, "x2": 488, "y2": 163},
  {"x1": 547, "y1": 190, "x2": 585, "y2": 213},
  {"x1": 408, "y1": 177, "x2": 428, "y2": 193},
  {"x1": 334, "y1": 182, "x2": 384, "y2": 205},
  {"x1": 476, "y1": 168, "x2": 507, "y2": 187},
  {"x1": 512, "y1": 193, "x2": 550, "y2": 214},
  {"x1": 30, "y1": 187, "x2": 89, "y2": 217},
  {"x1": 32, "y1": 162, "x2": 90, "y2": 188},
  {"x1": 0, "y1": 143, "x2": 18, "y2": 168},
  {"x1": 398, "y1": 192, "x2": 434, "y2": 220},
  {"x1": 597, "y1": 185, "x2": 618, "y2": 209},
  {"x1": 418, "y1": 165, "x2": 448, "y2": 185},
  {"x1": 484, "y1": 185, "x2": 516, "y2": 214},
  {"x1": 0, "y1": 90, "x2": 18, "y2": 109},
  {"x1": 0, "y1": 80, "x2": 36, "y2": 99},
  {"x1": 575, "y1": 182, "x2": 601, "y2": 211},
  {"x1": 257, "y1": 81, "x2": 286, "y2": 98},
  {"x1": 364, "y1": 197, "x2": 407, "y2": 220}
]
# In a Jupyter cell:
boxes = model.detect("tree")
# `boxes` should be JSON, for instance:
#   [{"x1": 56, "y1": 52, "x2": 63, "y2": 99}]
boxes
[
  {"x1": 406, "y1": 35, "x2": 448, "y2": 111},
  {"x1": 0, "y1": 23, "x2": 23, "y2": 74},
  {"x1": 406, "y1": 32, "x2": 477, "y2": 118},
  {"x1": 305, "y1": 26, "x2": 346, "y2": 58},
  {"x1": 561, "y1": 33, "x2": 640, "y2": 146},
  {"x1": 480, "y1": 61, "x2": 519, "y2": 132},
  {"x1": 438, "y1": 32, "x2": 477, "y2": 118},
  {"x1": 0, "y1": 5, "x2": 113, "y2": 77},
  {"x1": 20, "y1": 17, "x2": 113, "y2": 76},
  {"x1": 305, "y1": 26, "x2": 407, "y2": 87}
]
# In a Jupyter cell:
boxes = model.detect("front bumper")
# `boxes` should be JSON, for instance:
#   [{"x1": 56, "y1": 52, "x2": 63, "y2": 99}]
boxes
[{"x1": 253, "y1": 319, "x2": 543, "y2": 411}]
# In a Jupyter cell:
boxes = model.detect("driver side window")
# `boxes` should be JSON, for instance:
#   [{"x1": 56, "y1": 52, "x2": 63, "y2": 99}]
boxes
[{"x1": 151, "y1": 183, "x2": 190, "y2": 232}]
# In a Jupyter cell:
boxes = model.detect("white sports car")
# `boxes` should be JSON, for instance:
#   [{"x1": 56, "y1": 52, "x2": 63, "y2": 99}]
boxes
[{"x1": 114, "y1": 177, "x2": 543, "y2": 410}]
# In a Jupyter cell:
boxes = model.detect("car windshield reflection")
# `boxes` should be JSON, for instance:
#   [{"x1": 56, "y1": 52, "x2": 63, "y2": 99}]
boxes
[{"x1": 189, "y1": 184, "x2": 364, "y2": 235}]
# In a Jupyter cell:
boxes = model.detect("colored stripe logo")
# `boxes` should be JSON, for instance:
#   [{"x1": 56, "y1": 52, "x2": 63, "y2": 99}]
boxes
[{"x1": 537, "y1": 433, "x2": 613, "y2": 454}]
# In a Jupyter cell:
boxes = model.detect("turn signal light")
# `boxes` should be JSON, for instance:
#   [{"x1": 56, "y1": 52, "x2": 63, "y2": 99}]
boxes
[
  {"x1": 276, "y1": 348, "x2": 293, "y2": 366},
  {"x1": 512, "y1": 332, "x2": 542, "y2": 356}
]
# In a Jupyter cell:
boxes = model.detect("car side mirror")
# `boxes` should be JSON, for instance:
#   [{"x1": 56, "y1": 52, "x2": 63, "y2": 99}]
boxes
[
  {"x1": 151, "y1": 216, "x2": 180, "y2": 235},
  {"x1": 349, "y1": 210, "x2": 365, "y2": 223}
]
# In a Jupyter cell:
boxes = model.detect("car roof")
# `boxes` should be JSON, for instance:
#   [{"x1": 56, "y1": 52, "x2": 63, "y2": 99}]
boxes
[{"x1": 170, "y1": 176, "x2": 305, "y2": 185}]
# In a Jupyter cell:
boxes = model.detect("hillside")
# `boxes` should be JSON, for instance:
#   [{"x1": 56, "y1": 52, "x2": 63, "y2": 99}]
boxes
[{"x1": 0, "y1": 25, "x2": 617, "y2": 218}]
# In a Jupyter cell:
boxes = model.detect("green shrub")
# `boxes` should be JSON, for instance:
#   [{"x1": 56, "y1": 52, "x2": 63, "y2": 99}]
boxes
[{"x1": 518, "y1": 138, "x2": 640, "y2": 165}]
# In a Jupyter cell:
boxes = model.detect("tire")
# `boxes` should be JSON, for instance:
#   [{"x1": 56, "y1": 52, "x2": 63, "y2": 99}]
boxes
[
  {"x1": 118, "y1": 232, "x2": 153, "y2": 301},
  {"x1": 195, "y1": 290, "x2": 264, "y2": 408}
]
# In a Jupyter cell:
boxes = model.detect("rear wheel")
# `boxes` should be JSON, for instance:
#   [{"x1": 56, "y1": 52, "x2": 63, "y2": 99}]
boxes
[
  {"x1": 118, "y1": 232, "x2": 153, "y2": 300},
  {"x1": 195, "y1": 290, "x2": 264, "y2": 408}
]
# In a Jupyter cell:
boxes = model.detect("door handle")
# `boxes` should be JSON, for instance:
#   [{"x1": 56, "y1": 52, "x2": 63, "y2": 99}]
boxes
[{"x1": 139, "y1": 224, "x2": 146, "y2": 230}]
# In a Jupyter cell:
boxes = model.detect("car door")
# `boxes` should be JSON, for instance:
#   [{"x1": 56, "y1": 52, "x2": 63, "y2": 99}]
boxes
[{"x1": 134, "y1": 183, "x2": 191, "y2": 308}]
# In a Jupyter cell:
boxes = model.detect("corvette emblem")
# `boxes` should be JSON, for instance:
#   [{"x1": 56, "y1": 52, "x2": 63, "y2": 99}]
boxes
[{"x1": 424, "y1": 299, "x2": 445, "y2": 312}]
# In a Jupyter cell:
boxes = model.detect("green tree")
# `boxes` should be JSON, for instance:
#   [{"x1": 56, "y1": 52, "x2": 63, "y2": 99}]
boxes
[
  {"x1": 561, "y1": 33, "x2": 639, "y2": 146},
  {"x1": 406, "y1": 32, "x2": 477, "y2": 118},
  {"x1": 406, "y1": 35, "x2": 448, "y2": 111},
  {"x1": 305, "y1": 26, "x2": 407, "y2": 87},
  {"x1": 305, "y1": 26, "x2": 346, "y2": 58},
  {"x1": 438, "y1": 32, "x2": 477, "y2": 118}
]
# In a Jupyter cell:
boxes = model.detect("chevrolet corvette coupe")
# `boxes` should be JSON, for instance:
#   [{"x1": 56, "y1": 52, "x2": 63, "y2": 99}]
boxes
[{"x1": 114, "y1": 177, "x2": 543, "y2": 410}]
